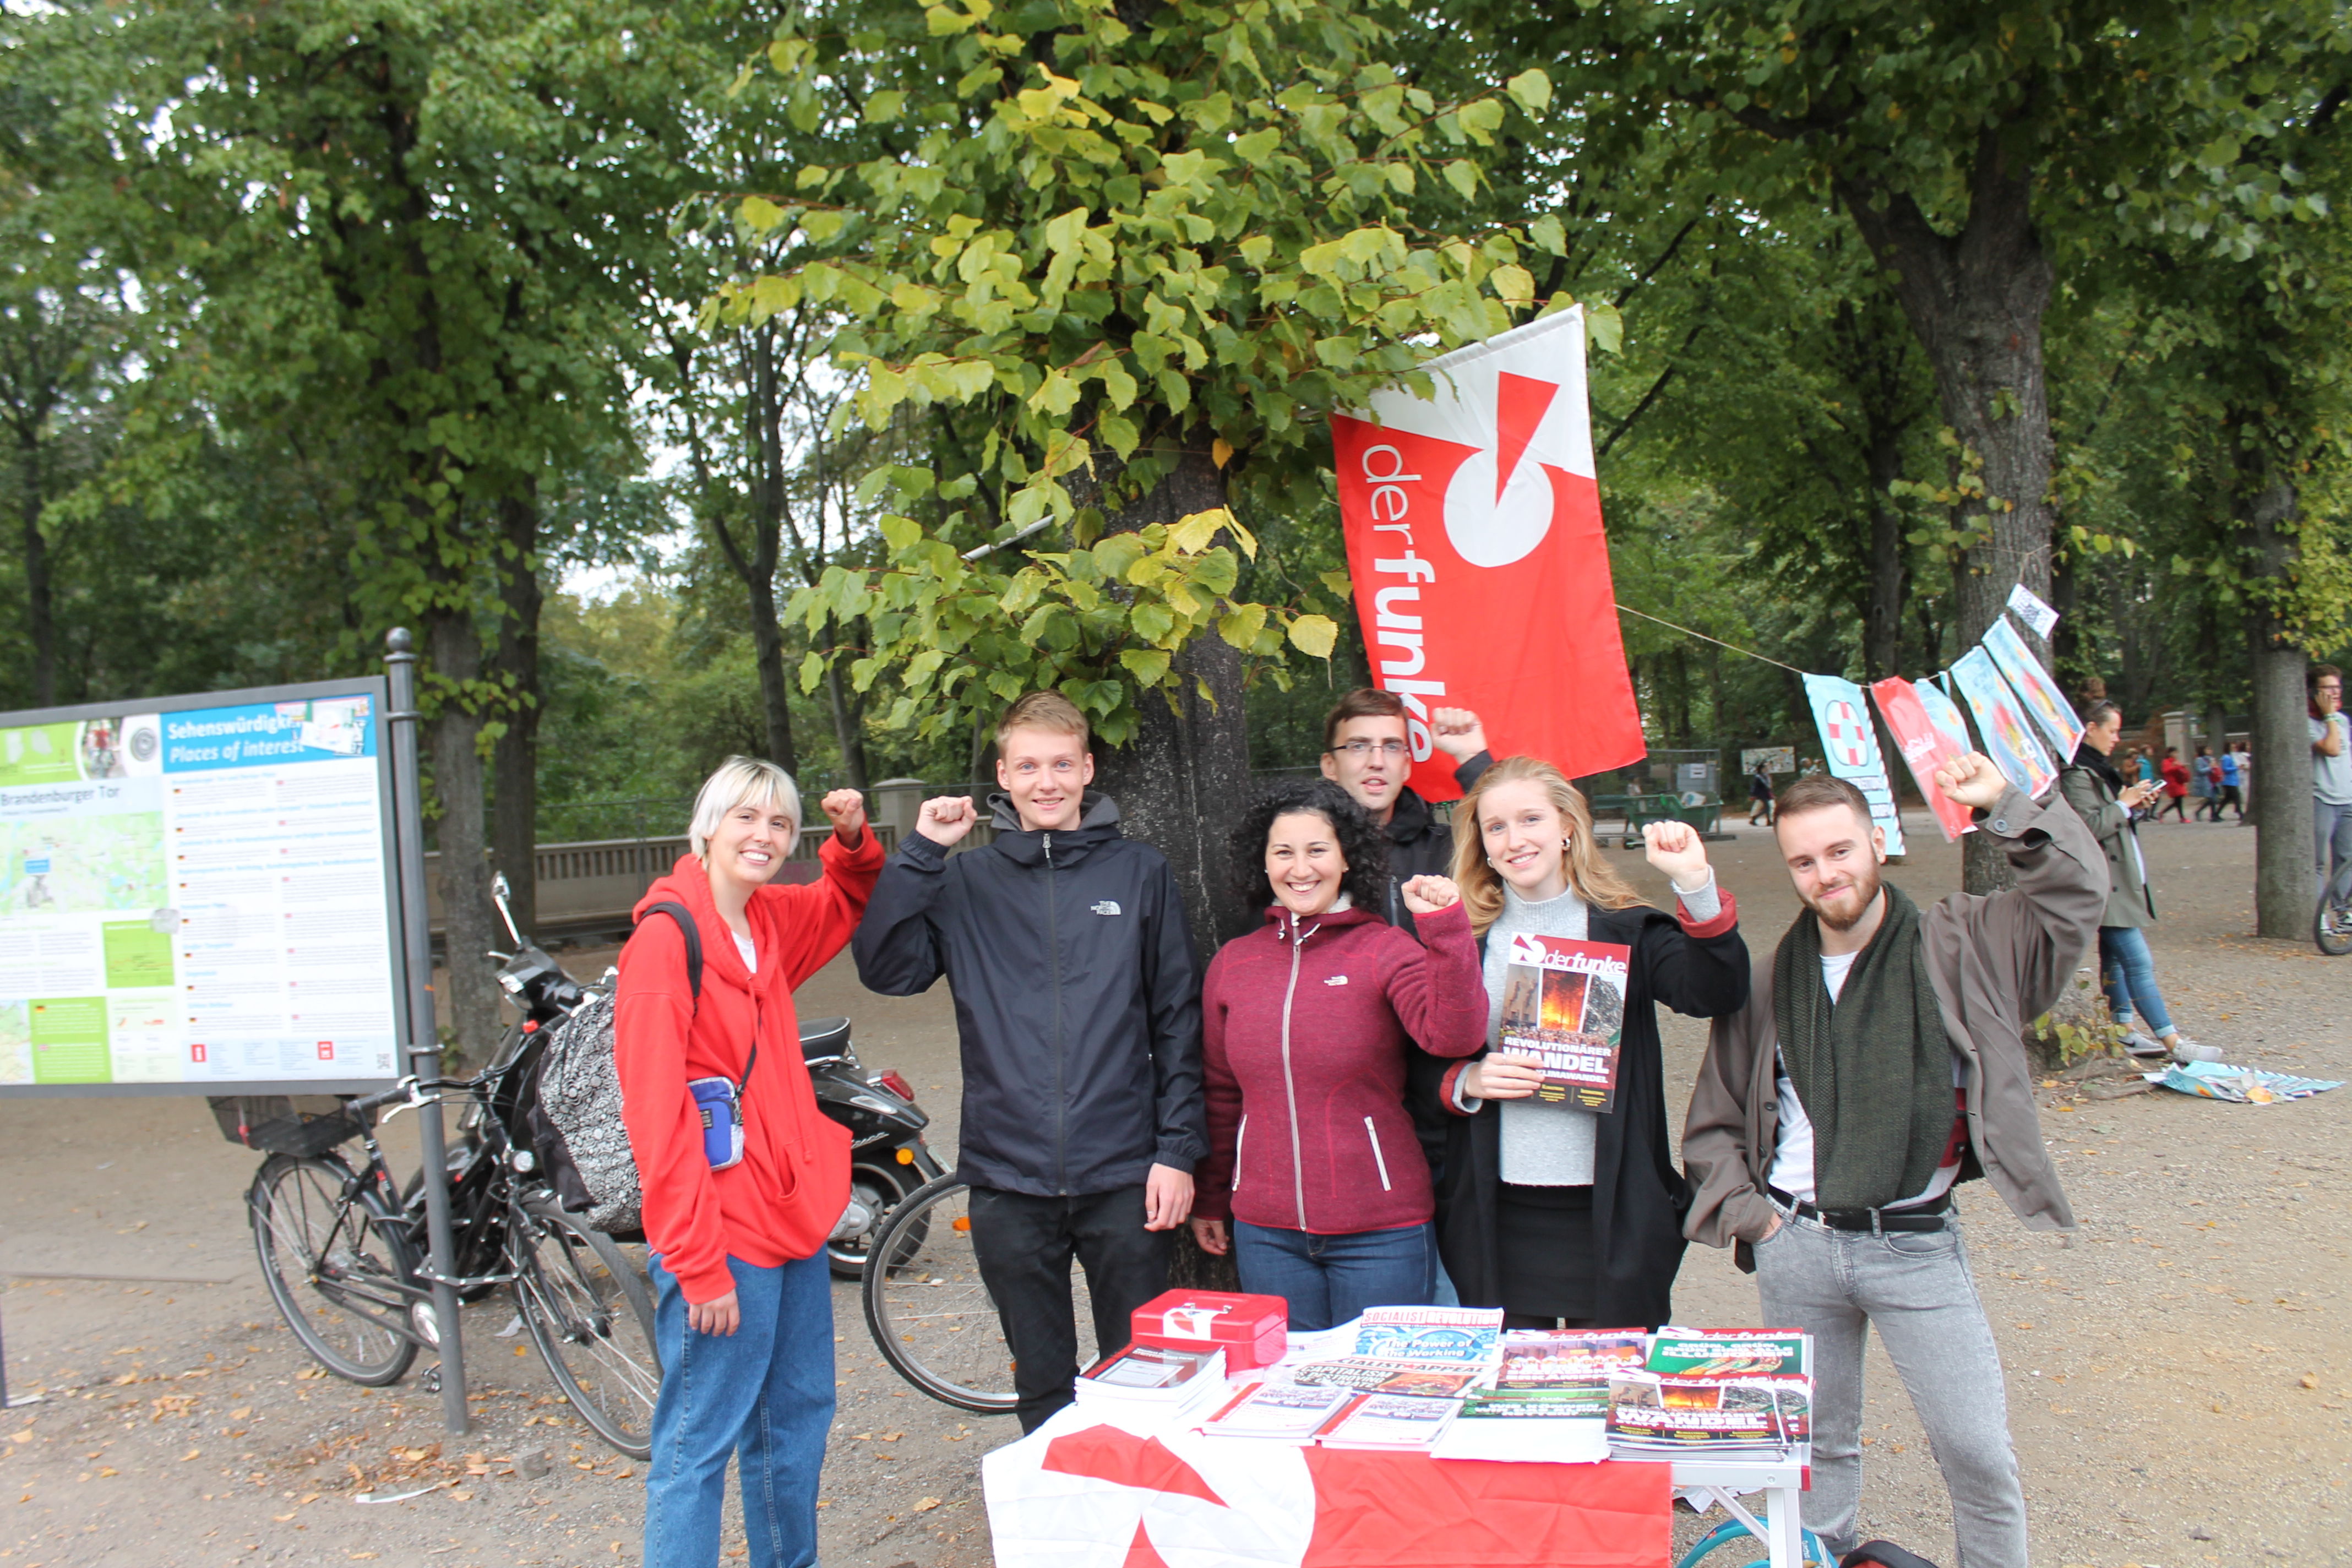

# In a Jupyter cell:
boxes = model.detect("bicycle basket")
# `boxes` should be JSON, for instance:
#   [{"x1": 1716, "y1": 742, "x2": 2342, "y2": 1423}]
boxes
[{"x1": 208, "y1": 1095, "x2": 365, "y2": 1158}]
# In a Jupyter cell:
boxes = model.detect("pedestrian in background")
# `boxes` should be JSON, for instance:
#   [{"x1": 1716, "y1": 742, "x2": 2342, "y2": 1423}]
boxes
[
  {"x1": 2216, "y1": 744, "x2": 2245, "y2": 821},
  {"x1": 1748, "y1": 761, "x2": 1776, "y2": 826},
  {"x1": 2157, "y1": 747, "x2": 2190, "y2": 824},
  {"x1": 2192, "y1": 745, "x2": 2220, "y2": 821},
  {"x1": 2061, "y1": 703, "x2": 2222, "y2": 1065},
  {"x1": 2312, "y1": 666, "x2": 2351, "y2": 930},
  {"x1": 1190, "y1": 780, "x2": 1487, "y2": 1330}
]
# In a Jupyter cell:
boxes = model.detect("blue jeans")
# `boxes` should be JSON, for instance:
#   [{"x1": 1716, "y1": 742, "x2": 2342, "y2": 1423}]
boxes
[
  {"x1": 2098, "y1": 924, "x2": 2175, "y2": 1038},
  {"x1": 1232, "y1": 1221, "x2": 1435, "y2": 1332},
  {"x1": 2318, "y1": 801, "x2": 2352, "y2": 902},
  {"x1": 645, "y1": 1251, "x2": 834, "y2": 1568}
]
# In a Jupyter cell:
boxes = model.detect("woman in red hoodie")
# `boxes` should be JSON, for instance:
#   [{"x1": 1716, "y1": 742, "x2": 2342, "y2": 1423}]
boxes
[
  {"x1": 1189, "y1": 780, "x2": 1488, "y2": 1329},
  {"x1": 615, "y1": 756, "x2": 882, "y2": 1568}
]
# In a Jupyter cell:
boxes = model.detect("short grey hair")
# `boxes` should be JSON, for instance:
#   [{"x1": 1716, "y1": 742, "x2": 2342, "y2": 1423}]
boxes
[{"x1": 689, "y1": 756, "x2": 802, "y2": 859}]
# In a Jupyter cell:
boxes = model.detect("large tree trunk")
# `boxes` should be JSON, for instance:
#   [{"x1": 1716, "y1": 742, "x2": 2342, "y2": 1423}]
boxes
[
  {"x1": 1093, "y1": 447, "x2": 1255, "y2": 949},
  {"x1": 714, "y1": 324, "x2": 799, "y2": 775},
  {"x1": 427, "y1": 607, "x2": 503, "y2": 1068},
  {"x1": 1861, "y1": 432, "x2": 1905, "y2": 683},
  {"x1": 18, "y1": 440, "x2": 53, "y2": 708},
  {"x1": 2244, "y1": 477, "x2": 2312, "y2": 937},
  {"x1": 823, "y1": 615, "x2": 870, "y2": 789},
  {"x1": 491, "y1": 490, "x2": 542, "y2": 940},
  {"x1": 1836, "y1": 127, "x2": 2055, "y2": 892}
]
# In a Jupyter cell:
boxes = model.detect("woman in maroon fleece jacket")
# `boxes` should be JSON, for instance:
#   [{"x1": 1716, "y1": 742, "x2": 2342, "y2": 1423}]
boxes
[{"x1": 1189, "y1": 780, "x2": 1488, "y2": 1329}]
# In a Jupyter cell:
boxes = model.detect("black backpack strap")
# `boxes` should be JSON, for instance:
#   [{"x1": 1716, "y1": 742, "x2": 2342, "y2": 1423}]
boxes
[{"x1": 638, "y1": 901, "x2": 703, "y2": 1005}]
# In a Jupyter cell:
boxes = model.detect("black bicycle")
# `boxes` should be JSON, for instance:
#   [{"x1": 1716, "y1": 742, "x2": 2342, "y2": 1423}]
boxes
[{"x1": 233, "y1": 886, "x2": 661, "y2": 1457}]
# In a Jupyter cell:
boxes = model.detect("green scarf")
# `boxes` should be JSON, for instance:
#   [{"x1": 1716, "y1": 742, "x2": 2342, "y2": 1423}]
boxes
[{"x1": 1773, "y1": 882, "x2": 1955, "y2": 1212}]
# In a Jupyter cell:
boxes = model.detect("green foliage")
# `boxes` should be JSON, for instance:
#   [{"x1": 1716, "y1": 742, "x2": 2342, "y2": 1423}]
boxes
[{"x1": 699, "y1": 0, "x2": 1592, "y2": 744}]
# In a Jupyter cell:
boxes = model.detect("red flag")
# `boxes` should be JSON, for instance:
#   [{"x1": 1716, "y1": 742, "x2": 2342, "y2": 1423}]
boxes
[
  {"x1": 1333, "y1": 309, "x2": 1645, "y2": 800},
  {"x1": 1870, "y1": 677, "x2": 1975, "y2": 842}
]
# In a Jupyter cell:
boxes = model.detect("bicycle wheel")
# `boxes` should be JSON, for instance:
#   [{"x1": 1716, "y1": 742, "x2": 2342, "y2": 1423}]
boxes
[
  {"x1": 512, "y1": 1196, "x2": 662, "y2": 1459},
  {"x1": 2318, "y1": 891, "x2": 2352, "y2": 956},
  {"x1": 249, "y1": 1154, "x2": 420, "y2": 1386},
  {"x1": 863, "y1": 1175, "x2": 1096, "y2": 1415}
]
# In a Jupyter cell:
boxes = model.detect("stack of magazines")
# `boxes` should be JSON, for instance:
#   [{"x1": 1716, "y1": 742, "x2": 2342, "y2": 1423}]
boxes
[
  {"x1": 1604, "y1": 1330, "x2": 1811, "y2": 1461},
  {"x1": 1202, "y1": 1306, "x2": 1502, "y2": 1451},
  {"x1": 1075, "y1": 1343, "x2": 1229, "y2": 1425},
  {"x1": 1429, "y1": 1329, "x2": 1645, "y2": 1463}
]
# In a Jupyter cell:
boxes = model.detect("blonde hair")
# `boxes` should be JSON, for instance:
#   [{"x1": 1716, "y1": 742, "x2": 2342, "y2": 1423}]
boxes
[
  {"x1": 997, "y1": 690, "x2": 1090, "y2": 750},
  {"x1": 1451, "y1": 755, "x2": 1644, "y2": 935},
  {"x1": 688, "y1": 756, "x2": 802, "y2": 859}
]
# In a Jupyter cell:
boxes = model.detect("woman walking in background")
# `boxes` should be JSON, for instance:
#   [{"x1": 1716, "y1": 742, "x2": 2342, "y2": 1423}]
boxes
[
  {"x1": 1412, "y1": 756, "x2": 1748, "y2": 1330},
  {"x1": 2192, "y1": 745, "x2": 2220, "y2": 821},
  {"x1": 1747, "y1": 761, "x2": 1776, "y2": 826},
  {"x1": 1190, "y1": 780, "x2": 1487, "y2": 1329},
  {"x1": 2157, "y1": 747, "x2": 2191, "y2": 824},
  {"x1": 2061, "y1": 705, "x2": 2222, "y2": 1066},
  {"x1": 617, "y1": 758, "x2": 883, "y2": 1568}
]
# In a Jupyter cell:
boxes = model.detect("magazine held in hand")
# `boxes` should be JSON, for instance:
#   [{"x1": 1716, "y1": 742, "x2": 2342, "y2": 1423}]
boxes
[{"x1": 1497, "y1": 934, "x2": 1633, "y2": 1111}]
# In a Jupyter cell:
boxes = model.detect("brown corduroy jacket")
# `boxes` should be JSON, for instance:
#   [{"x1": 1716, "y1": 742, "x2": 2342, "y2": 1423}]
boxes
[{"x1": 1681, "y1": 786, "x2": 2108, "y2": 1249}]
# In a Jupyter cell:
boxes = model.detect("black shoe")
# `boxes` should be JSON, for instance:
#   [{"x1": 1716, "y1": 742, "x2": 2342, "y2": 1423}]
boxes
[{"x1": 1841, "y1": 1543, "x2": 1941, "y2": 1568}]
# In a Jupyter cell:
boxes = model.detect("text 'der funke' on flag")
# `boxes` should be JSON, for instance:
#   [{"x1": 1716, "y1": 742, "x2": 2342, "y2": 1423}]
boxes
[{"x1": 1332, "y1": 307, "x2": 1645, "y2": 801}]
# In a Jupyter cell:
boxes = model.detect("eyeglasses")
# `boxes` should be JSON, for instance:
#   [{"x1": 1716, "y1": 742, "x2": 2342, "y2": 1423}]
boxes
[{"x1": 1333, "y1": 739, "x2": 1409, "y2": 758}]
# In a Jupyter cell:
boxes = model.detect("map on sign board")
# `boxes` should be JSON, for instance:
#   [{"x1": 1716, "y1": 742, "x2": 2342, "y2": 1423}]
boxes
[{"x1": 0, "y1": 685, "x2": 402, "y2": 1093}]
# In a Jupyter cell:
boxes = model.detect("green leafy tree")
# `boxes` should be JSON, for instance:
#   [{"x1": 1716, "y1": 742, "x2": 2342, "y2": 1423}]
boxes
[{"x1": 707, "y1": 0, "x2": 1585, "y2": 930}]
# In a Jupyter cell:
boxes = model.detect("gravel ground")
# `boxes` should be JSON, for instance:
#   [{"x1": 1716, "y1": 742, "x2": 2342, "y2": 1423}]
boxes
[{"x1": 3, "y1": 808, "x2": 2344, "y2": 1567}]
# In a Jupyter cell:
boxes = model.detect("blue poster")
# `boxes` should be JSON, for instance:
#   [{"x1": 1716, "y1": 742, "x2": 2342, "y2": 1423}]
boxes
[{"x1": 1949, "y1": 647, "x2": 2059, "y2": 797}]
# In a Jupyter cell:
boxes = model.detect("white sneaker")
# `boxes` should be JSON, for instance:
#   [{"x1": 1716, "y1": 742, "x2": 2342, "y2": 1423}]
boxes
[
  {"x1": 2120, "y1": 1031, "x2": 2168, "y2": 1059},
  {"x1": 2167, "y1": 1035, "x2": 2224, "y2": 1064}
]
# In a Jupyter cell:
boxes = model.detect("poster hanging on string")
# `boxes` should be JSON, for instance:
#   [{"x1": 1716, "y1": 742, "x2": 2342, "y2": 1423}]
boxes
[
  {"x1": 1870, "y1": 678, "x2": 1977, "y2": 841},
  {"x1": 1948, "y1": 647, "x2": 2059, "y2": 797},
  {"x1": 1332, "y1": 307, "x2": 1646, "y2": 799},
  {"x1": 1980, "y1": 617, "x2": 2084, "y2": 759},
  {"x1": 1914, "y1": 676, "x2": 1975, "y2": 759},
  {"x1": 1800, "y1": 674, "x2": 1906, "y2": 855},
  {"x1": 2006, "y1": 582, "x2": 2060, "y2": 640}
]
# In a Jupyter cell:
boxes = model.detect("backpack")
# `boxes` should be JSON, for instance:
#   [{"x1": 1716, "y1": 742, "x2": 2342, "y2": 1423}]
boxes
[{"x1": 525, "y1": 901, "x2": 702, "y2": 1237}]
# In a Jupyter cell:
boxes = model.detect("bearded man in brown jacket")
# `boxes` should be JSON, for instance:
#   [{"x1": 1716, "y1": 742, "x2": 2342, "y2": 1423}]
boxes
[{"x1": 1682, "y1": 755, "x2": 2106, "y2": 1567}]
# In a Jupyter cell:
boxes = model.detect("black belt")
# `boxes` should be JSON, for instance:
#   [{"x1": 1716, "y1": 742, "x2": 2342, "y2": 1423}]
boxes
[{"x1": 1769, "y1": 1185, "x2": 1953, "y2": 1233}]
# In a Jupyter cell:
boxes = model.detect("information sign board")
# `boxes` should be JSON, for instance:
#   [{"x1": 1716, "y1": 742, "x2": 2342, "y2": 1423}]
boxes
[{"x1": 0, "y1": 678, "x2": 406, "y2": 1097}]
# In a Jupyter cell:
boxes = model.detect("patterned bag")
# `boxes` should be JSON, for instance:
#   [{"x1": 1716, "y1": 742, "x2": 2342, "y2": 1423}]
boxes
[{"x1": 525, "y1": 902, "x2": 700, "y2": 1237}]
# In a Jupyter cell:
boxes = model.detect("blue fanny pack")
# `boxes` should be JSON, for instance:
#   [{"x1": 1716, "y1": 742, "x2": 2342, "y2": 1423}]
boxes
[{"x1": 641, "y1": 899, "x2": 758, "y2": 1173}]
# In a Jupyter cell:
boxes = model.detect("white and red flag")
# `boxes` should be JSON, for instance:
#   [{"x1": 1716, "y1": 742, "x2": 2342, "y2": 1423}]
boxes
[{"x1": 1331, "y1": 308, "x2": 1646, "y2": 799}]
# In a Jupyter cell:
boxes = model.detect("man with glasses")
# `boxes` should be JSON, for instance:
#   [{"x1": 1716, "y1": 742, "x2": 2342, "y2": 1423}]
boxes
[
  {"x1": 2313, "y1": 666, "x2": 2351, "y2": 932},
  {"x1": 1316, "y1": 689, "x2": 1494, "y2": 937}
]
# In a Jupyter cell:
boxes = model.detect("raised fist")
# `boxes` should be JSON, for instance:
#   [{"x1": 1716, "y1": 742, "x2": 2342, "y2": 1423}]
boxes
[
  {"x1": 917, "y1": 794, "x2": 979, "y2": 847},
  {"x1": 820, "y1": 788, "x2": 867, "y2": 841},
  {"x1": 1400, "y1": 875, "x2": 1461, "y2": 915}
]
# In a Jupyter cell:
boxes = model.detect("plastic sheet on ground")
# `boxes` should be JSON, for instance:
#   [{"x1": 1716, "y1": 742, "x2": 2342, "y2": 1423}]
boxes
[{"x1": 2149, "y1": 1059, "x2": 2345, "y2": 1103}]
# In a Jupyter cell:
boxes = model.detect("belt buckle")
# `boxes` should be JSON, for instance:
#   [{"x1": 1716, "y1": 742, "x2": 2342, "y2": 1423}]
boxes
[{"x1": 1869, "y1": 1206, "x2": 1883, "y2": 1238}]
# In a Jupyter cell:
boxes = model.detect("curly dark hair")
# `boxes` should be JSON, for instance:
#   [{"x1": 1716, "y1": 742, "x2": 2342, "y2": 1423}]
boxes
[{"x1": 1228, "y1": 778, "x2": 1391, "y2": 918}]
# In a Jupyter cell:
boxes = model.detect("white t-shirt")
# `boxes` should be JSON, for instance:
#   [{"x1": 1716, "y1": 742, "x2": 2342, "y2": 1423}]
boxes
[
  {"x1": 733, "y1": 930, "x2": 758, "y2": 974},
  {"x1": 1767, "y1": 949, "x2": 1964, "y2": 1208}
]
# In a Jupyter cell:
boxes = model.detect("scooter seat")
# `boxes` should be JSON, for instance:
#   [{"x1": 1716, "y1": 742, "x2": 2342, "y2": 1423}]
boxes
[{"x1": 799, "y1": 1016, "x2": 852, "y2": 1064}]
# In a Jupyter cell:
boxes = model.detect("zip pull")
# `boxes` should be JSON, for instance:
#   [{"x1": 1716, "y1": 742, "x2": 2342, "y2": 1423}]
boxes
[{"x1": 1043, "y1": 831, "x2": 1052, "y2": 864}]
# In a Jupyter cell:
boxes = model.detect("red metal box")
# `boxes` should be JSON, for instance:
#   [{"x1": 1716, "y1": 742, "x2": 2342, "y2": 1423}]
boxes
[{"x1": 1130, "y1": 1290, "x2": 1289, "y2": 1371}]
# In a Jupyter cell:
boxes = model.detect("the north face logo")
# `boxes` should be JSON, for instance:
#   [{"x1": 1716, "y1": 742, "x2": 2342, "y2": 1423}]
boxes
[
  {"x1": 1091, "y1": 900, "x2": 1121, "y2": 916},
  {"x1": 1324, "y1": 975, "x2": 1349, "y2": 986}
]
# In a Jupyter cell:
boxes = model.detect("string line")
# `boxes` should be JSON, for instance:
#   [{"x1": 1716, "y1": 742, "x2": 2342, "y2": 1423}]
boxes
[{"x1": 1614, "y1": 603, "x2": 1808, "y2": 675}]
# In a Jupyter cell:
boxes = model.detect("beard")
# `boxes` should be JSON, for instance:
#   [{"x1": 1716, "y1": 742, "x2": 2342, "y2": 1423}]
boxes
[{"x1": 1805, "y1": 862, "x2": 1885, "y2": 932}]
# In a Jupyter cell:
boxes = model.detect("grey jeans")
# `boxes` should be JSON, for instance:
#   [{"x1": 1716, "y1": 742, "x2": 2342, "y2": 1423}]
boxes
[{"x1": 1754, "y1": 1206, "x2": 2028, "y2": 1567}]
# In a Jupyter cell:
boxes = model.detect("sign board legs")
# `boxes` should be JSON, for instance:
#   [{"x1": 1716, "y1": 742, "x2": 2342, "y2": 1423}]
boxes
[{"x1": 386, "y1": 629, "x2": 470, "y2": 1436}]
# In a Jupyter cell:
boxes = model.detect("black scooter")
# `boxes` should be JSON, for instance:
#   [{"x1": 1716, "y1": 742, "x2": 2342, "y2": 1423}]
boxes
[{"x1": 487, "y1": 874, "x2": 943, "y2": 1280}]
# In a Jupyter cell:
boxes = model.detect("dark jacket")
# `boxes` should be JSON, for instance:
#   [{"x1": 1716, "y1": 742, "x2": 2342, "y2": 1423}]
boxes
[
  {"x1": 850, "y1": 791, "x2": 1206, "y2": 1197},
  {"x1": 1408, "y1": 895, "x2": 1748, "y2": 1330},
  {"x1": 1378, "y1": 752, "x2": 1492, "y2": 938},
  {"x1": 1195, "y1": 901, "x2": 1487, "y2": 1235}
]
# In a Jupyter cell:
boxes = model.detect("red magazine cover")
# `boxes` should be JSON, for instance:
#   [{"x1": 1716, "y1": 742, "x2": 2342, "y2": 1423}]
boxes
[{"x1": 1497, "y1": 934, "x2": 1632, "y2": 1112}]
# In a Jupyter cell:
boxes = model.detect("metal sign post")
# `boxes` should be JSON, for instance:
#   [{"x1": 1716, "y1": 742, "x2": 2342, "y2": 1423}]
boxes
[{"x1": 385, "y1": 629, "x2": 470, "y2": 1435}]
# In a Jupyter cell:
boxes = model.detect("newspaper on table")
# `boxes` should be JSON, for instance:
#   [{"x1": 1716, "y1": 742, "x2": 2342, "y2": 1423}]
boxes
[
  {"x1": 1605, "y1": 1330, "x2": 1812, "y2": 1459},
  {"x1": 1199, "y1": 1380, "x2": 1354, "y2": 1442},
  {"x1": 1313, "y1": 1392, "x2": 1463, "y2": 1451},
  {"x1": 1281, "y1": 1358, "x2": 1488, "y2": 1398},
  {"x1": 1349, "y1": 1305, "x2": 1505, "y2": 1365},
  {"x1": 2154, "y1": 1060, "x2": 2345, "y2": 1103}
]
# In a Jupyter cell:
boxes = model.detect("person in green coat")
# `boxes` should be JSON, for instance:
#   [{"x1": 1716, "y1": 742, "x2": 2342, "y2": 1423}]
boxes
[{"x1": 2060, "y1": 702, "x2": 2222, "y2": 1064}]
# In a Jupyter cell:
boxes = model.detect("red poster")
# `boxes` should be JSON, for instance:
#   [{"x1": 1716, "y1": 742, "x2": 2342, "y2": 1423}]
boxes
[
  {"x1": 1870, "y1": 677, "x2": 1975, "y2": 842},
  {"x1": 1332, "y1": 309, "x2": 1646, "y2": 799}
]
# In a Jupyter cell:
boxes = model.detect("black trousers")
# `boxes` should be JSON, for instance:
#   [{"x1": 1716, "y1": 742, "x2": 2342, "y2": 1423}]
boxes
[{"x1": 967, "y1": 1183, "x2": 1170, "y2": 1433}]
